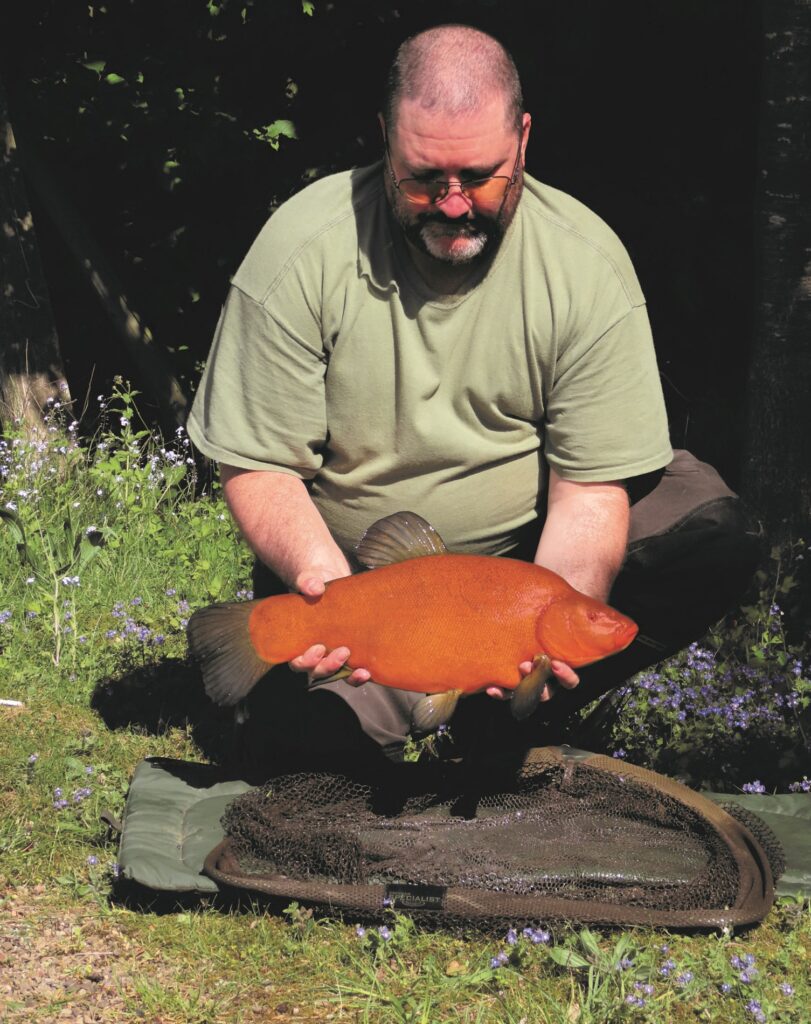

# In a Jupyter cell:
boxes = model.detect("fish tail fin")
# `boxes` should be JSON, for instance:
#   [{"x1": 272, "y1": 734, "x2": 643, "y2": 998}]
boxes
[{"x1": 187, "y1": 600, "x2": 274, "y2": 706}]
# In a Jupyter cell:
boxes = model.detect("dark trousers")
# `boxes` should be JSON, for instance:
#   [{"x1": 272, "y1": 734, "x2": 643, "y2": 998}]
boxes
[{"x1": 238, "y1": 451, "x2": 760, "y2": 777}]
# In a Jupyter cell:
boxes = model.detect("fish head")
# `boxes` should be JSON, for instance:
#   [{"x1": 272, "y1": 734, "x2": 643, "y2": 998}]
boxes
[{"x1": 536, "y1": 594, "x2": 638, "y2": 668}]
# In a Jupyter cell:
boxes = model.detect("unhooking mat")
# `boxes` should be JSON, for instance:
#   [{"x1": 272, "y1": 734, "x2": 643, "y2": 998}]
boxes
[{"x1": 116, "y1": 755, "x2": 811, "y2": 903}]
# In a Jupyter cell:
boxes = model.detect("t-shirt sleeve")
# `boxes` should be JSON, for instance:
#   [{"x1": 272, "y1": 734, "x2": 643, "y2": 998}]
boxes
[
  {"x1": 543, "y1": 302, "x2": 673, "y2": 482},
  {"x1": 186, "y1": 282, "x2": 328, "y2": 476}
]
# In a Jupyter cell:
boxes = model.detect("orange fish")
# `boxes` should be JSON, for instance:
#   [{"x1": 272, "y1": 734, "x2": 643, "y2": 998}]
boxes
[{"x1": 187, "y1": 512, "x2": 638, "y2": 731}]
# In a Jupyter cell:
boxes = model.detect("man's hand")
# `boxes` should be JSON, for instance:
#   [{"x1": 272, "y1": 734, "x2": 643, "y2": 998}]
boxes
[
  {"x1": 287, "y1": 569, "x2": 371, "y2": 686},
  {"x1": 485, "y1": 659, "x2": 580, "y2": 703}
]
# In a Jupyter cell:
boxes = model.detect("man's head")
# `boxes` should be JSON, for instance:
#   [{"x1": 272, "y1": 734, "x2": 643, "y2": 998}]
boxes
[{"x1": 380, "y1": 25, "x2": 531, "y2": 267}]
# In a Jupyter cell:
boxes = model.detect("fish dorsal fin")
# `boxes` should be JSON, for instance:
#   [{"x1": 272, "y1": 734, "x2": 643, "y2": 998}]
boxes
[{"x1": 356, "y1": 511, "x2": 448, "y2": 568}]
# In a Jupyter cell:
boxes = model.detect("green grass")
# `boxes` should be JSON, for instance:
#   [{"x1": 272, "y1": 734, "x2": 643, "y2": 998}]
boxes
[{"x1": 1, "y1": 391, "x2": 810, "y2": 1023}]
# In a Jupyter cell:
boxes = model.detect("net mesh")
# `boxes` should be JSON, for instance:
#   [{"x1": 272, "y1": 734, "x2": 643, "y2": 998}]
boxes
[{"x1": 206, "y1": 747, "x2": 782, "y2": 930}]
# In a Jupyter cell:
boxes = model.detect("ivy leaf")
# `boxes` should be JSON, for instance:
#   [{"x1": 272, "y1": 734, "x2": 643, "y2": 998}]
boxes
[
  {"x1": 302, "y1": 1, "x2": 315, "y2": 15},
  {"x1": 251, "y1": 119, "x2": 298, "y2": 150},
  {"x1": 104, "y1": 72, "x2": 126, "y2": 86}
]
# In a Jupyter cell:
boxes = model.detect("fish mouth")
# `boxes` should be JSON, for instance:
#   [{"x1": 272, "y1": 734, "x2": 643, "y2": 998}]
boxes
[{"x1": 618, "y1": 620, "x2": 639, "y2": 651}]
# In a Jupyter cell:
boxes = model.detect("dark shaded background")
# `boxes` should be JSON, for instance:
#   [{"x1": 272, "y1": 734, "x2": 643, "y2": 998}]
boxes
[{"x1": 2, "y1": 0, "x2": 761, "y2": 487}]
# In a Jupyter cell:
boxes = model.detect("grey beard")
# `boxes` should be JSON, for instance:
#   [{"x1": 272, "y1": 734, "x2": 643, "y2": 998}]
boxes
[{"x1": 419, "y1": 222, "x2": 489, "y2": 264}]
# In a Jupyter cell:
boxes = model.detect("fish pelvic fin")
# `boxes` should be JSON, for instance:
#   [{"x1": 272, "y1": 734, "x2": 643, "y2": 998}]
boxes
[
  {"x1": 356, "y1": 511, "x2": 448, "y2": 568},
  {"x1": 187, "y1": 601, "x2": 274, "y2": 707},
  {"x1": 411, "y1": 689, "x2": 463, "y2": 734},
  {"x1": 511, "y1": 655, "x2": 553, "y2": 721}
]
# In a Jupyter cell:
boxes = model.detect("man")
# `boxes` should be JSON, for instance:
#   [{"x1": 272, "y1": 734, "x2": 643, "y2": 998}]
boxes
[{"x1": 187, "y1": 25, "x2": 758, "y2": 775}]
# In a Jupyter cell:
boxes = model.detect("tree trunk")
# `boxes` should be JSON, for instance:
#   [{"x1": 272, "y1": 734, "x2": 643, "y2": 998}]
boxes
[
  {"x1": 742, "y1": 0, "x2": 811, "y2": 538},
  {"x1": 0, "y1": 76, "x2": 70, "y2": 434},
  {"x1": 16, "y1": 130, "x2": 189, "y2": 434}
]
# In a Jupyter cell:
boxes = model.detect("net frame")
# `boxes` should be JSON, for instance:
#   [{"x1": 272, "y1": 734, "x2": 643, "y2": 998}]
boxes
[{"x1": 203, "y1": 747, "x2": 779, "y2": 930}]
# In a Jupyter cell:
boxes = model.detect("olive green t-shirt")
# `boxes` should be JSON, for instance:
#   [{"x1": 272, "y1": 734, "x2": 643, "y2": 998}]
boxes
[{"x1": 187, "y1": 164, "x2": 672, "y2": 555}]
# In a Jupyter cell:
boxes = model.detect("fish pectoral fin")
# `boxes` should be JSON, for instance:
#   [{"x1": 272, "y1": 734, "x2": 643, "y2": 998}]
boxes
[
  {"x1": 411, "y1": 689, "x2": 463, "y2": 734},
  {"x1": 307, "y1": 666, "x2": 355, "y2": 690},
  {"x1": 510, "y1": 655, "x2": 553, "y2": 720},
  {"x1": 187, "y1": 601, "x2": 273, "y2": 707},
  {"x1": 355, "y1": 511, "x2": 448, "y2": 568}
]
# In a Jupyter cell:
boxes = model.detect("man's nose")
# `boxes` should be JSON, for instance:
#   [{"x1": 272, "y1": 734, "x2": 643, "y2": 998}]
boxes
[{"x1": 435, "y1": 184, "x2": 473, "y2": 218}]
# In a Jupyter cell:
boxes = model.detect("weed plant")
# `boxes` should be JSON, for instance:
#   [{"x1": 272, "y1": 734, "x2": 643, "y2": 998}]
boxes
[
  {"x1": 603, "y1": 541, "x2": 811, "y2": 793},
  {"x1": 0, "y1": 381, "x2": 252, "y2": 703},
  {"x1": 1, "y1": 389, "x2": 809, "y2": 1024}
]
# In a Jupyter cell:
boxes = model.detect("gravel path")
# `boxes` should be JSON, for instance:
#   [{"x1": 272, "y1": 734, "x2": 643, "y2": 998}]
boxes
[{"x1": 0, "y1": 884, "x2": 170, "y2": 1023}]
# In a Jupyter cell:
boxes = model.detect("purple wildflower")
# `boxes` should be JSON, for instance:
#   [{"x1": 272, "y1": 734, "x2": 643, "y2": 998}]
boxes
[
  {"x1": 378, "y1": 926, "x2": 391, "y2": 941},
  {"x1": 27, "y1": 753, "x2": 38, "y2": 764},
  {"x1": 355, "y1": 925, "x2": 365, "y2": 938},
  {"x1": 780, "y1": 983, "x2": 794, "y2": 996},
  {"x1": 490, "y1": 951, "x2": 509, "y2": 969},
  {"x1": 742, "y1": 781, "x2": 766, "y2": 794},
  {"x1": 505, "y1": 928, "x2": 518, "y2": 946},
  {"x1": 87, "y1": 855, "x2": 99, "y2": 866},
  {"x1": 659, "y1": 959, "x2": 676, "y2": 977}
]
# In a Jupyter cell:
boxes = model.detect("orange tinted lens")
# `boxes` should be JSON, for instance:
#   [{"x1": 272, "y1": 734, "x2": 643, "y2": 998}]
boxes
[
  {"x1": 400, "y1": 180, "x2": 443, "y2": 204},
  {"x1": 463, "y1": 177, "x2": 507, "y2": 202}
]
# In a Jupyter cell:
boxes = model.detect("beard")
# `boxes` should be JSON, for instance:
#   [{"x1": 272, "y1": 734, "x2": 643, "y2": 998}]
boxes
[{"x1": 387, "y1": 174, "x2": 524, "y2": 266}]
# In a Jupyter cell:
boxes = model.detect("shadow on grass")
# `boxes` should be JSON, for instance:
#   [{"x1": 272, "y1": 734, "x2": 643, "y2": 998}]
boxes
[
  {"x1": 109, "y1": 876, "x2": 296, "y2": 920},
  {"x1": 90, "y1": 657, "x2": 236, "y2": 766}
]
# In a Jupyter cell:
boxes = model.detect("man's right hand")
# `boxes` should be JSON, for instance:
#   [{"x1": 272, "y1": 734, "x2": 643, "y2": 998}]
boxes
[{"x1": 287, "y1": 570, "x2": 372, "y2": 686}]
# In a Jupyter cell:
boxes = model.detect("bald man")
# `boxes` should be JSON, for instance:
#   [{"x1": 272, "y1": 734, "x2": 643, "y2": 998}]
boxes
[{"x1": 188, "y1": 25, "x2": 758, "y2": 777}]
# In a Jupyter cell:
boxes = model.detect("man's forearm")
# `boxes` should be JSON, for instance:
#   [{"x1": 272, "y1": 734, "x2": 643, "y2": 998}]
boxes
[
  {"x1": 534, "y1": 469, "x2": 630, "y2": 601},
  {"x1": 219, "y1": 465, "x2": 351, "y2": 590}
]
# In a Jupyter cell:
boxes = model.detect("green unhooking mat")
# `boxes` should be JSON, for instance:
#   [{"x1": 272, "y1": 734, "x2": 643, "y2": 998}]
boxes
[{"x1": 116, "y1": 750, "x2": 811, "y2": 927}]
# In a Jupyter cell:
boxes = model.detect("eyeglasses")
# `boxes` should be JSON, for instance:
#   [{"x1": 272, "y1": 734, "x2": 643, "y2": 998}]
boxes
[{"x1": 385, "y1": 134, "x2": 523, "y2": 207}]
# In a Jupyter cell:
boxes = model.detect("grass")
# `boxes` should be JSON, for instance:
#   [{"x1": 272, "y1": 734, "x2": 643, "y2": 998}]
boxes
[{"x1": 1, "y1": 387, "x2": 810, "y2": 1023}]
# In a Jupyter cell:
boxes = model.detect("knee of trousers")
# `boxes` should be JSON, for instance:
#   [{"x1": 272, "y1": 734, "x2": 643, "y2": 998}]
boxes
[{"x1": 615, "y1": 453, "x2": 763, "y2": 645}]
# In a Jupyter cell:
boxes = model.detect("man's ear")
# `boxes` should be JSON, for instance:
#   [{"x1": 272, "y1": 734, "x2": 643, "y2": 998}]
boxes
[
  {"x1": 377, "y1": 112, "x2": 387, "y2": 143},
  {"x1": 521, "y1": 112, "x2": 532, "y2": 165}
]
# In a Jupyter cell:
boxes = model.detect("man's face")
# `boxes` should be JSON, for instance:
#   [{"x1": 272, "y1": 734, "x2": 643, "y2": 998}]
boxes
[{"x1": 383, "y1": 96, "x2": 530, "y2": 266}]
